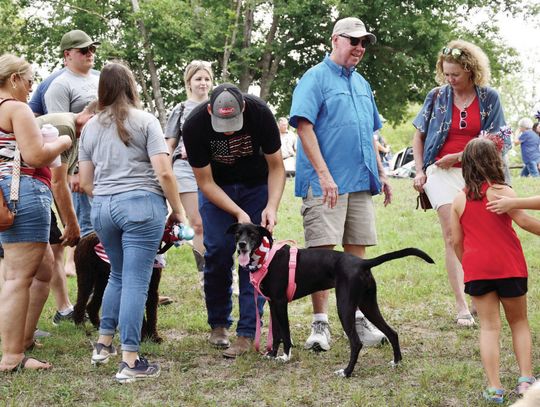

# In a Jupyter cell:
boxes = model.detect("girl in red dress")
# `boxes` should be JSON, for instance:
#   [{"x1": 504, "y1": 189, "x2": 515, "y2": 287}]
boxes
[{"x1": 450, "y1": 138, "x2": 540, "y2": 403}]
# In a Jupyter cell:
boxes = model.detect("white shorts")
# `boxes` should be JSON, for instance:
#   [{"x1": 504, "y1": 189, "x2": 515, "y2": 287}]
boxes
[{"x1": 423, "y1": 165, "x2": 464, "y2": 210}]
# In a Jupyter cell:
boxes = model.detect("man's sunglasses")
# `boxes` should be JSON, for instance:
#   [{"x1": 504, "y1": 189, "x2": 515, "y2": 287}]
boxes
[
  {"x1": 76, "y1": 45, "x2": 97, "y2": 55},
  {"x1": 339, "y1": 34, "x2": 370, "y2": 48}
]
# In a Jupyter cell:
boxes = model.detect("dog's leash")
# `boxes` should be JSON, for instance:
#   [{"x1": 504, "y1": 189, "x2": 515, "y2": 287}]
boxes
[{"x1": 252, "y1": 240, "x2": 298, "y2": 353}]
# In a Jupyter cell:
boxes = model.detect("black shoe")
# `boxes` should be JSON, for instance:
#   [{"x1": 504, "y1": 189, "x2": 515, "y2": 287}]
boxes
[
  {"x1": 52, "y1": 310, "x2": 74, "y2": 326},
  {"x1": 115, "y1": 356, "x2": 161, "y2": 383}
]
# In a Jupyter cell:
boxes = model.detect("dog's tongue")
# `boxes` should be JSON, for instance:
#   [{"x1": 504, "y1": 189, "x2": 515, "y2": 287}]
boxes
[{"x1": 238, "y1": 252, "x2": 250, "y2": 267}]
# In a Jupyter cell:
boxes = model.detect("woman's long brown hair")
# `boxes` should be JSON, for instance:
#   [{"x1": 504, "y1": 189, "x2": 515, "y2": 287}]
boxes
[
  {"x1": 461, "y1": 138, "x2": 506, "y2": 200},
  {"x1": 97, "y1": 61, "x2": 141, "y2": 145}
]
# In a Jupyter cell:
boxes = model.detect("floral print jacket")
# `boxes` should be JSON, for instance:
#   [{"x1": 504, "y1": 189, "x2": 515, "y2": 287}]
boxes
[{"x1": 412, "y1": 84, "x2": 507, "y2": 171}]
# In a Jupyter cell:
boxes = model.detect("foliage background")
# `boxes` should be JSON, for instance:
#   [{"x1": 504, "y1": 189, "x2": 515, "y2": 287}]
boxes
[{"x1": 2, "y1": 0, "x2": 539, "y2": 125}]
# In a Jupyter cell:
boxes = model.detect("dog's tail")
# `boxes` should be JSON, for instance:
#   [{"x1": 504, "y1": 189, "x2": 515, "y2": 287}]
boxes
[{"x1": 363, "y1": 248, "x2": 434, "y2": 269}]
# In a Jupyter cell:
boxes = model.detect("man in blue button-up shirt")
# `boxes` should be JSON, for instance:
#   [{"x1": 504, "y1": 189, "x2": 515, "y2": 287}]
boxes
[{"x1": 289, "y1": 17, "x2": 392, "y2": 352}]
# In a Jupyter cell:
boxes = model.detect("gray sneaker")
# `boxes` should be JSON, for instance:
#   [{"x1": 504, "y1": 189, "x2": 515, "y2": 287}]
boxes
[
  {"x1": 115, "y1": 356, "x2": 161, "y2": 383},
  {"x1": 355, "y1": 316, "x2": 387, "y2": 346},
  {"x1": 91, "y1": 342, "x2": 117, "y2": 365},
  {"x1": 304, "y1": 321, "x2": 331, "y2": 351},
  {"x1": 34, "y1": 329, "x2": 51, "y2": 338}
]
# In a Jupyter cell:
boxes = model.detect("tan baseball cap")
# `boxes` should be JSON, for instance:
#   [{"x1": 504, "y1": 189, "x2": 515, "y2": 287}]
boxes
[{"x1": 332, "y1": 17, "x2": 376, "y2": 44}]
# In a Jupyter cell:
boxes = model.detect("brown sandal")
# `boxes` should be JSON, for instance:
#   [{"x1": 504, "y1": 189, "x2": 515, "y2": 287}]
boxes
[{"x1": 8, "y1": 357, "x2": 52, "y2": 372}]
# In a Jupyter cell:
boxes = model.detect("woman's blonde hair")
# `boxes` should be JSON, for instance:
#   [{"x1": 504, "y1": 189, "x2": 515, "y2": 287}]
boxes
[
  {"x1": 0, "y1": 54, "x2": 32, "y2": 88},
  {"x1": 435, "y1": 39, "x2": 491, "y2": 87},
  {"x1": 184, "y1": 60, "x2": 213, "y2": 98},
  {"x1": 97, "y1": 61, "x2": 141, "y2": 146}
]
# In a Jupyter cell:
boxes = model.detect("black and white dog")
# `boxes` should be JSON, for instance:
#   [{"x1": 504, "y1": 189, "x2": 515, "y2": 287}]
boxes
[{"x1": 227, "y1": 223, "x2": 434, "y2": 377}]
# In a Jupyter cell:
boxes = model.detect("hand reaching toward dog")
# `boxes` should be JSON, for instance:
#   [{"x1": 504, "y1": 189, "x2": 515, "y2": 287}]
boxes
[{"x1": 260, "y1": 207, "x2": 277, "y2": 233}]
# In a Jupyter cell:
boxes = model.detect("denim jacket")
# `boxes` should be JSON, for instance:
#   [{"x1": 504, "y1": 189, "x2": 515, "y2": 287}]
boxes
[{"x1": 412, "y1": 84, "x2": 507, "y2": 171}]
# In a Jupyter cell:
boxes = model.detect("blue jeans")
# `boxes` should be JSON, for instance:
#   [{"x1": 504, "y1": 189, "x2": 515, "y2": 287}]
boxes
[
  {"x1": 521, "y1": 161, "x2": 540, "y2": 177},
  {"x1": 199, "y1": 183, "x2": 266, "y2": 338},
  {"x1": 91, "y1": 190, "x2": 167, "y2": 352},
  {"x1": 72, "y1": 191, "x2": 93, "y2": 237}
]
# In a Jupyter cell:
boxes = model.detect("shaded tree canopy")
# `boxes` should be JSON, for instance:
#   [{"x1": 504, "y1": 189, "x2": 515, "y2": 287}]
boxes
[{"x1": 2, "y1": 0, "x2": 538, "y2": 123}]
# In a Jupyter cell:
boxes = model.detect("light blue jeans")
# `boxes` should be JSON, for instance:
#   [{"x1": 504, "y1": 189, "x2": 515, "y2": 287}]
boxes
[{"x1": 91, "y1": 190, "x2": 167, "y2": 352}]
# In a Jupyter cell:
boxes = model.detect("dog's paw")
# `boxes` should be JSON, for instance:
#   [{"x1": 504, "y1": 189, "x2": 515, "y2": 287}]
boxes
[
  {"x1": 264, "y1": 351, "x2": 277, "y2": 359},
  {"x1": 334, "y1": 369, "x2": 347, "y2": 377},
  {"x1": 389, "y1": 360, "x2": 400, "y2": 368},
  {"x1": 276, "y1": 351, "x2": 291, "y2": 363}
]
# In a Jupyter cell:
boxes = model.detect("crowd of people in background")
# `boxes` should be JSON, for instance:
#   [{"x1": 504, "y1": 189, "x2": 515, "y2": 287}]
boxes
[{"x1": 0, "y1": 15, "x2": 540, "y2": 404}]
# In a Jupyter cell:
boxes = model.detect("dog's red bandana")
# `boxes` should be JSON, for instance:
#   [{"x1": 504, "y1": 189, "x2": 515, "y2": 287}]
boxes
[
  {"x1": 250, "y1": 239, "x2": 298, "y2": 352},
  {"x1": 245, "y1": 236, "x2": 271, "y2": 270},
  {"x1": 94, "y1": 243, "x2": 167, "y2": 269}
]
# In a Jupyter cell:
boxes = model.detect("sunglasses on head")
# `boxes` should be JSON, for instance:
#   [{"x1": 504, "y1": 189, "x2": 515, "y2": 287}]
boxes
[
  {"x1": 76, "y1": 45, "x2": 97, "y2": 55},
  {"x1": 459, "y1": 109, "x2": 467, "y2": 129},
  {"x1": 339, "y1": 34, "x2": 370, "y2": 48},
  {"x1": 442, "y1": 47, "x2": 463, "y2": 58}
]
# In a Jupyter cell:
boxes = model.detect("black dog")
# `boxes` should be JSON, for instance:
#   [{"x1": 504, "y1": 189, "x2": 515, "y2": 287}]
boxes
[
  {"x1": 72, "y1": 232, "x2": 163, "y2": 343},
  {"x1": 227, "y1": 223, "x2": 434, "y2": 377}
]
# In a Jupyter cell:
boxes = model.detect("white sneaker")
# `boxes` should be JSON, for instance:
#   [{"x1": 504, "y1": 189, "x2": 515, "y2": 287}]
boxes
[
  {"x1": 304, "y1": 321, "x2": 331, "y2": 351},
  {"x1": 355, "y1": 316, "x2": 386, "y2": 346}
]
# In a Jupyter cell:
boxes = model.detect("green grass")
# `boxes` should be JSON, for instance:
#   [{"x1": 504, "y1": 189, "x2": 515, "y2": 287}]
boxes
[{"x1": 2, "y1": 176, "x2": 540, "y2": 406}]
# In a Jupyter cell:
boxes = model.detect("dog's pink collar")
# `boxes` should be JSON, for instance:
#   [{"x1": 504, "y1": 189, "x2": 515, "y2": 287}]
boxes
[
  {"x1": 251, "y1": 240, "x2": 298, "y2": 353},
  {"x1": 250, "y1": 240, "x2": 297, "y2": 302}
]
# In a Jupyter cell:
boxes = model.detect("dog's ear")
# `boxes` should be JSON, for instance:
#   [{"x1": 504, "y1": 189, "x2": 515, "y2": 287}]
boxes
[
  {"x1": 257, "y1": 226, "x2": 273, "y2": 246},
  {"x1": 226, "y1": 223, "x2": 240, "y2": 235}
]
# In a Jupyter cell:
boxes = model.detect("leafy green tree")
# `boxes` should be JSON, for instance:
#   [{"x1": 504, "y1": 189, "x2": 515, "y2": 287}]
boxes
[{"x1": 4, "y1": 0, "x2": 539, "y2": 125}]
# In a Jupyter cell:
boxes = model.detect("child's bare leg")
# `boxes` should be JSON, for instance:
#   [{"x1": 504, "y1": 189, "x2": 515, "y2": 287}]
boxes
[
  {"x1": 473, "y1": 292, "x2": 503, "y2": 389},
  {"x1": 501, "y1": 294, "x2": 532, "y2": 378}
]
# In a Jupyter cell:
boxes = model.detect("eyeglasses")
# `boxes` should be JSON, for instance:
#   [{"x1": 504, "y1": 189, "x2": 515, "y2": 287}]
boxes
[
  {"x1": 442, "y1": 47, "x2": 463, "y2": 58},
  {"x1": 17, "y1": 73, "x2": 33, "y2": 88},
  {"x1": 339, "y1": 34, "x2": 370, "y2": 48},
  {"x1": 459, "y1": 109, "x2": 467, "y2": 129},
  {"x1": 76, "y1": 45, "x2": 97, "y2": 55}
]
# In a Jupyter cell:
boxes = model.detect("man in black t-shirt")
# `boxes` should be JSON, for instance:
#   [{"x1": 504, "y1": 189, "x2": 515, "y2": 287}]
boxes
[{"x1": 183, "y1": 83, "x2": 285, "y2": 358}]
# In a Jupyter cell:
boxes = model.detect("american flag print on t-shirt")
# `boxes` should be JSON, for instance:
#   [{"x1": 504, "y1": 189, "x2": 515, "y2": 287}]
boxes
[{"x1": 210, "y1": 133, "x2": 253, "y2": 165}]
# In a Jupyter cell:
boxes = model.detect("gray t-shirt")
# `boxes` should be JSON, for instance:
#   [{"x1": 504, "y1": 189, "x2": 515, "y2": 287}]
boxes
[
  {"x1": 164, "y1": 99, "x2": 202, "y2": 160},
  {"x1": 79, "y1": 108, "x2": 169, "y2": 196},
  {"x1": 44, "y1": 68, "x2": 99, "y2": 113},
  {"x1": 36, "y1": 113, "x2": 79, "y2": 175}
]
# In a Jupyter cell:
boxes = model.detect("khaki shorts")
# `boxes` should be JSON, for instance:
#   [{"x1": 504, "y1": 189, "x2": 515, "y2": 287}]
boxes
[
  {"x1": 423, "y1": 165, "x2": 464, "y2": 210},
  {"x1": 301, "y1": 189, "x2": 377, "y2": 248}
]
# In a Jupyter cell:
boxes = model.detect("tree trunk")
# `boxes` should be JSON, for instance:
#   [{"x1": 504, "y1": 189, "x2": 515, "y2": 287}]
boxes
[
  {"x1": 131, "y1": 0, "x2": 167, "y2": 127},
  {"x1": 135, "y1": 65, "x2": 154, "y2": 113},
  {"x1": 259, "y1": 12, "x2": 280, "y2": 101},
  {"x1": 222, "y1": 0, "x2": 242, "y2": 82},
  {"x1": 238, "y1": 5, "x2": 254, "y2": 92}
]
